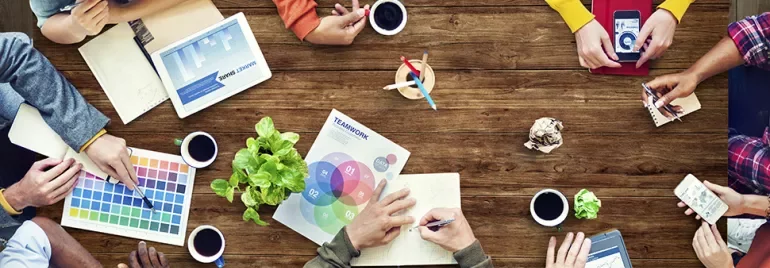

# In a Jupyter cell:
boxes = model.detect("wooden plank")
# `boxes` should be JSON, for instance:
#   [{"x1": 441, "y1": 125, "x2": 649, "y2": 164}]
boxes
[
  {"x1": 0, "y1": 0, "x2": 35, "y2": 34},
  {"x1": 212, "y1": 0, "x2": 729, "y2": 8},
  {"x1": 89, "y1": 253, "x2": 706, "y2": 268},
  {"x1": 33, "y1": 5, "x2": 729, "y2": 71},
  {"x1": 38, "y1": 196, "x2": 716, "y2": 259},
  {"x1": 59, "y1": 70, "x2": 728, "y2": 134}
]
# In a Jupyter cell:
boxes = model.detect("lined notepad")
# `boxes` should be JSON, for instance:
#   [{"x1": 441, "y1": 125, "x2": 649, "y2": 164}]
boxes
[{"x1": 647, "y1": 93, "x2": 701, "y2": 127}]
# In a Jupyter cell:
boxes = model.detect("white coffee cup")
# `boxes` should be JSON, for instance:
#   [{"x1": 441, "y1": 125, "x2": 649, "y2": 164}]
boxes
[
  {"x1": 369, "y1": 0, "x2": 407, "y2": 35},
  {"x1": 188, "y1": 225, "x2": 226, "y2": 267},
  {"x1": 174, "y1": 131, "x2": 218, "y2": 168},
  {"x1": 530, "y1": 189, "x2": 569, "y2": 227}
]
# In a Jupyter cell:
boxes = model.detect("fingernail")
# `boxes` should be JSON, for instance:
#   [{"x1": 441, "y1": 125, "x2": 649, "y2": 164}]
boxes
[
  {"x1": 356, "y1": 9, "x2": 365, "y2": 16},
  {"x1": 364, "y1": 9, "x2": 370, "y2": 16},
  {"x1": 139, "y1": 241, "x2": 145, "y2": 245},
  {"x1": 403, "y1": 188, "x2": 410, "y2": 193},
  {"x1": 654, "y1": 100, "x2": 664, "y2": 108}
]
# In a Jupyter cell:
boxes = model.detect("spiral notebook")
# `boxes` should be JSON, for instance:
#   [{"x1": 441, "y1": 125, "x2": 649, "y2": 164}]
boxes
[
  {"x1": 79, "y1": 0, "x2": 223, "y2": 124},
  {"x1": 646, "y1": 93, "x2": 701, "y2": 127}
]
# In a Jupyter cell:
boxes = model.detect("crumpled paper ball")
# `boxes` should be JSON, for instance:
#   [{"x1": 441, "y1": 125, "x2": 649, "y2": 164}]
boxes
[{"x1": 524, "y1": 117, "x2": 564, "y2": 153}]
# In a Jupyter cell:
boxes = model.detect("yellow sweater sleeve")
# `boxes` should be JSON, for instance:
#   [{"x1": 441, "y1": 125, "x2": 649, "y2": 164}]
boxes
[
  {"x1": 657, "y1": 0, "x2": 695, "y2": 22},
  {"x1": 545, "y1": 0, "x2": 595, "y2": 33}
]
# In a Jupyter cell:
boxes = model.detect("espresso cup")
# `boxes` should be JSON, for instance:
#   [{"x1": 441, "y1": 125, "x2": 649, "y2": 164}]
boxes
[
  {"x1": 188, "y1": 225, "x2": 226, "y2": 267},
  {"x1": 369, "y1": 0, "x2": 407, "y2": 35},
  {"x1": 174, "y1": 131, "x2": 218, "y2": 168},
  {"x1": 530, "y1": 189, "x2": 569, "y2": 227}
]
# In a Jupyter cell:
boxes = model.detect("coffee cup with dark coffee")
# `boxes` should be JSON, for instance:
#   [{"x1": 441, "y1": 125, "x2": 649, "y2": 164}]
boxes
[
  {"x1": 174, "y1": 131, "x2": 218, "y2": 168},
  {"x1": 188, "y1": 225, "x2": 225, "y2": 267},
  {"x1": 530, "y1": 189, "x2": 569, "y2": 227},
  {"x1": 369, "y1": 0, "x2": 407, "y2": 35}
]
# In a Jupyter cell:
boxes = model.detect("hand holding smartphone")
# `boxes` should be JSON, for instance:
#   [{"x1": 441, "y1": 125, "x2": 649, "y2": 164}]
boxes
[{"x1": 674, "y1": 174, "x2": 729, "y2": 225}]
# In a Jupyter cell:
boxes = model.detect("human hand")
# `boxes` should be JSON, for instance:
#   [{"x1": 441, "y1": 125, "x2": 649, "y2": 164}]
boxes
[
  {"x1": 346, "y1": 179, "x2": 416, "y2": 250},
  {"x1": 85, "y1": 134, "x2": 138, "y2": 189},
  {"x1": 574, "y1": 19, "x2": 621, "y2": 69},
  {"x1": 693, "y1": 222, "x2": 734, "y2": 268},
  {"x1": 642, "y1": 70, "x2": 699, "y2": 114},
  {"x1": 118, "y1": 241, "x2": 169, "y2": 268},
  {"x1": 677, "y1": 181, "x2": 745, "y2": 220},
  {"x1": 634, "y1": 9, "x2": 678, "y2": 68},
  {"x1": 305, "y1": 0, "x2": 369, "y2": 45},
  {"x1": 4, "y1": 158, "x2": 81, "y2": 210},
  {"x1": 70, "y1": 0, "x2": 110, "y2": 36},
  {"x1": 417, "y1": 208, "x2": 477, "y2": 252},
  {"x1": 545, "y1": 232, "x2": 592, "y2": 268}
]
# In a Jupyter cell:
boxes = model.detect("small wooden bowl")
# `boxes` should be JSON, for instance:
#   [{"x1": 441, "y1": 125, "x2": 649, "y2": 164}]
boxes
[{"x1": 394, "y1": 60, "x2": 435, "y2": 100}]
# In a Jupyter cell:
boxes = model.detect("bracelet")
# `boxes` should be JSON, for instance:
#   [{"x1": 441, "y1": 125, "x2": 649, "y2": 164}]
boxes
[{"x1": 766, "y1": 195, "x2": 770, "y2": 220}]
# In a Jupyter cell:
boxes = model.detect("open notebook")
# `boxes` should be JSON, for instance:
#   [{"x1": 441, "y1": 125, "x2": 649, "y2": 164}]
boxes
[
  {"x1": 8, "y1": 104, "x2": 111, "y2": 180},
  {"x1": 646, "y1": 93, "x2": 701, "y2": 127},
  {"x1": 79, "y1": 0, "x2": 223, "y2": 124},
  {"x1": 351, "y1": 173, "x2": 461, "y2": 266}
]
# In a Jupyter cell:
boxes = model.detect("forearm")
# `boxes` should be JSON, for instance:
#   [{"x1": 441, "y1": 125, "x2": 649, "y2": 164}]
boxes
[
  {"x1": 742, "y1": 194, "x2": 770, "y2": 218},
  {"x1": 304, "y1": 227, "x2": 359, "y2": 268},
  {"x1": 454, "y1": 240, "x2": 493, "y2": 268},
  {"x1": 272, "y1": 0, "x2": 321, "y2": 40},
  {"x1": 0, "y1": 34, "x2": 109, "y2": 150},
  {"x1": 108, "y1": 0, "x2": 191, "y2": 23},
  {"x1": 544, "y1": 0, "x2": 594, "y2": 33},
  {"x1": 686, "y1": 37, "x2": 744, "y2": 83},
  {"x1": 40, "y1": 14, "x2": 88, "y2": 44}
]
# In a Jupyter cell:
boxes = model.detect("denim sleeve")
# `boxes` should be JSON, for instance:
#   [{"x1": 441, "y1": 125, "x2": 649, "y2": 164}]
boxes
[
  {"x1": 29, "y1": 0, "x2": 74, "y2": 28},
  {"x1": 0, "y1": 33, "x2": 108, "y2": 150}
]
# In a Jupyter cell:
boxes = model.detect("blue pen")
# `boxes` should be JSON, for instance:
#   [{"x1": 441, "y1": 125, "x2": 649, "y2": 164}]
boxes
[{"x1": 409, "y1": 72, "x2": 437, "y2": 111}]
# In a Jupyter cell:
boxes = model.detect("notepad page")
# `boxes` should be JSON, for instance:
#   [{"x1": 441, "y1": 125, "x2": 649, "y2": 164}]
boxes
[
  {"x1": 79, "y1": 23, "x2": 168, "y2": 125},
  {"x1": 352, "y1": 173, "x2": 461, "y2": 266},
  {"x1": 8, "y1": 103, "x2": 69, "y2": 158},
  {"x1": 648, "y1": 93, "x2": 701, "y2": 127}
]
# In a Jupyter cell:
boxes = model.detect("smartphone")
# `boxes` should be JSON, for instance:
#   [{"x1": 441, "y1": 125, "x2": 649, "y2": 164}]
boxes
[
  {"x1": 613, "y1": 10, "x2": 641, "y2": 62},
  {"x1": 674, "y1": 174, "x2": 729, "y2": 225}
]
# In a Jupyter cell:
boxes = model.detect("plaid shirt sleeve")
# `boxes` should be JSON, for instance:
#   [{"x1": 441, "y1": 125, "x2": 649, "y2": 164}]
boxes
[
  {"x1": 728, "y1": 12, "x2": 770, "y2": 70},
  {"x1": 728, "y1": 127, "x2": 770, "y2": 196}
]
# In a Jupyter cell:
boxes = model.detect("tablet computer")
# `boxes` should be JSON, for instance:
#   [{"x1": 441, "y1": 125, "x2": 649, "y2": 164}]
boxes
[
  {"x1": 587, "y1": 229, "x2": 633, "y2": 268},
  {"x1": 151, "y1": 12, "x2": 271, "y2": 118}
]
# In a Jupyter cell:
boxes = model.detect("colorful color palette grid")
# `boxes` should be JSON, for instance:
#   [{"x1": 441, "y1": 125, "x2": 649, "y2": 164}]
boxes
[{"x1": 61, "y1": 148, "x2": 196, "y2": 246}]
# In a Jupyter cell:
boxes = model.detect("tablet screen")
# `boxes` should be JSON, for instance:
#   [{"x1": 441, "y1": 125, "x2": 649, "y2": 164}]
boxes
[
  {"x1": 158, "y1": 18, "x2": 263, "y2": 112},
  {"x1": 586, "y1": 246, "x2": 628, "y2": 268}
]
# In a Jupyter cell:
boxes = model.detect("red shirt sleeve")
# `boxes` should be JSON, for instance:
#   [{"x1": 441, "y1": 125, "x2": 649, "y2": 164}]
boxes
[
  {"x1": 728, "y1": 12, "x2": 770, "y2": 70},
  {"x1": 272, "y1": 0, "x2": 321, "y2": 41}
]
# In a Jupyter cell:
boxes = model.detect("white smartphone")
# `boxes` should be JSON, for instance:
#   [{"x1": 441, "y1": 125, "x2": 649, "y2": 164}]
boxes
[{"x1": 674, "y1": 174, "x2": 729, "y2": 225}]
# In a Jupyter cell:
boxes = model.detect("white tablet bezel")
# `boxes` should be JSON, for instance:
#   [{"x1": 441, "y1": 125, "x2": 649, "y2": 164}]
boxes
[{"x1": 150, "y1": 12, "x2": 271, "y2": 118}]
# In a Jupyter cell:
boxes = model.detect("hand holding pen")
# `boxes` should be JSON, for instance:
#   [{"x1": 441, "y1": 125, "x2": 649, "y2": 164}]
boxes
[{"x1": 416, "y1": 208, "x2": 477, "y2": 252}]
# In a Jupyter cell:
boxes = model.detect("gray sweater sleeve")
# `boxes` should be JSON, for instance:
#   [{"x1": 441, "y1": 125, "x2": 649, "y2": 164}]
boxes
[
  {"x1": 454, "y1": 240, "x2": 494, "y2": 268},
  {"x1": 304, "y1": 227, "x2": 360, "y2": 268},
  {"x1": 0, "y1": 33, "x2": 108, "y2": 150}
]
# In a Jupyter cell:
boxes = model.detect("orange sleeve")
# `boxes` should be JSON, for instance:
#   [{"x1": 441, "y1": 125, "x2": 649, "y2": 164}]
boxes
[{"x1": 272, "y1": 0, "x2": 321, "y2": 41}]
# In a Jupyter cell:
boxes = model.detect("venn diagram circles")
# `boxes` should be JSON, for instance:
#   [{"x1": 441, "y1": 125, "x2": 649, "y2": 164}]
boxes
[{"x1": 300, "y1": 152, "x2": 375, "y2": 234}]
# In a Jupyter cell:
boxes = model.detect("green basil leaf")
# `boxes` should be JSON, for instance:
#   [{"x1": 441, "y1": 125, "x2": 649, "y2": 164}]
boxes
[
  {"x1": 256, "y1": 117, "x2": 275, "y2": 138},
  {"x1": 241, "y1": 188, "x2": 258, "y2": 207},
  {"x1": 210, "y1": 179, "x2": 230, "y2": 196},
  {"x1": 228, "y1": 173, "x2": 240, "y2": 187},
  {"x1": 246, "y1": 137, "x2": 259, "y2": 153},
  {"x1": 280, "y1": 132, "x2": 300, "y2": 144},
  {"x1": 225, "y1": 187, "x2": 235, "y2": 203},
  {"x1": 233, "y1": 149, "x2": 256, "y2": 171},
  {"x1": 248, "y1": 171, "x2": 272, "y2": 189}
]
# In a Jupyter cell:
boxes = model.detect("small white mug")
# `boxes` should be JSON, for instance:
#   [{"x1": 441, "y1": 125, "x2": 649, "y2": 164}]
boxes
[
  {"x1": 188, "y1": 225, "x2": 226, "y2": 267},
  {"x1": 530, "y1": 189, "x2": 569, "y2": 227},
  {"x1": 174, "y1": 131, "x2": 218, "y2": 168},
  {"x1": 369, "y1": 0, "x2": 407, "y2": 35}
]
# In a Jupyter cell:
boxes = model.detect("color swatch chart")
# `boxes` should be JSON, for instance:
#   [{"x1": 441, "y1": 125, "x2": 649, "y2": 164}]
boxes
[{"x1": 61, "y1": 148, "x2": 196, "y2": 246}]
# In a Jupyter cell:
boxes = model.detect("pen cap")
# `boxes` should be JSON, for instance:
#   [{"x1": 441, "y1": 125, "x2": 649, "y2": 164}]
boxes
[{"x1": 395, "y1": 60, "x2": 435, "y2": 100}]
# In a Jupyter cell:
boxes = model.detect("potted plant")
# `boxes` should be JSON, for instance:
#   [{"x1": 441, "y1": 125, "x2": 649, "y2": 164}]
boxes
[{"x1": 211, "y1": 117, "x2": 308, "y2": 225}]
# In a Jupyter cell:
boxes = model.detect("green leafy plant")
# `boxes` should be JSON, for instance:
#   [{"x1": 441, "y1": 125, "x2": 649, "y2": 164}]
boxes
[{"x1": 211, "y1": 117, "x2": 308, "y2": 225}]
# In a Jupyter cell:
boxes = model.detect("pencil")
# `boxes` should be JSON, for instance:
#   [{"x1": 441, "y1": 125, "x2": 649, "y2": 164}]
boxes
[
  {"x1": 400, "y1": 56, "x2": 421, "y2": 77},
  {"x1": 419, "y1": 50, "x2": 429, "y2": 81},
  {"x1": 410, "y1": 72, "x2": 437, "y2": 111},
  {"x1": 383, "y1": 81, "x2": 416, "y2": 90},
  {"x1": 128, "y1": 180, "x2": 156, "y2": 213},
  {"x1": 409, "y1": 218, "x2": 455, "y2": 231}
]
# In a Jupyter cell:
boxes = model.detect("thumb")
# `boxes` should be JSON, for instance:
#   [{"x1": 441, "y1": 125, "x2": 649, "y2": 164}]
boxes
[
  {"x1": 703, "y1": 181, "x2": 729, "y2": 195},
  {"x1": 341, "y1": 9, "x2": 366, "y2": 25}
]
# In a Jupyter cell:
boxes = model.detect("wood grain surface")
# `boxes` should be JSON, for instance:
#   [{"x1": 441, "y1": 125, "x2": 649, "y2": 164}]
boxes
[{"x1": 29, "y1": 0, "x2": 732, "y2": 267}]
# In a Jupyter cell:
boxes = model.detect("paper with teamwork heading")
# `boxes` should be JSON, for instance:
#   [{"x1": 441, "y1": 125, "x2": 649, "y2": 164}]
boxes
[{"x1": 274, "y1": 109, "x2": 411, "y2": 245}]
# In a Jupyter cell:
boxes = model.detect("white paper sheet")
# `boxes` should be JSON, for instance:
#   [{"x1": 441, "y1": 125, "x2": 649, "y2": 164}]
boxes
[{"x1": 352, "y1": 173, "x2": 461, "y2": 266}]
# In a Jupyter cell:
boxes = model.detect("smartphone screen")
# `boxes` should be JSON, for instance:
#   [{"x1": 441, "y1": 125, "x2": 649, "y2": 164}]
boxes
[
  {"x1": 614, "y1": 17, "x2": 639, "y2": 53},
  {"x1": 674, "y1": 174, "x2": 729, "y2": 225}
]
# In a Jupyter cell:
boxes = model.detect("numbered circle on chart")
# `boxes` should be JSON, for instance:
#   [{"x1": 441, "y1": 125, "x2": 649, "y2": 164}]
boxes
[{"x1": 300, "y1": 152, "x2": 376, "y2": 234}]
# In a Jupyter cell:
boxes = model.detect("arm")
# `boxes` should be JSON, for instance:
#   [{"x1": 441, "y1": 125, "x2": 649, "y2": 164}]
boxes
[
  {"x1": 728, "y1": 12, "x2": 770, "y2": 70},
  {"x1": 0, "y1": 33, "x2": 108, "y2": 151},
  {"x1": 454, "y1": 240, "x2": 494, "y2": 268},
  {"x1": 687, "y1": 36, "x2": 745, "y2": 84},
  {"x1": 40, "y1": 13, "x2": 90, "y2": 44},
  {"x1": 108, "y1": 0, "x2": 191, "y2": 23},
  {"x1": 740, "y1": 194, "x2": 770, "y2": 218},
  {"x1": 304, "y1": 227, "x2": 359, "y2": 268},
  {"x1": 658, "y1": 0, "x2": 695, "y2": 22},
  {"x1": 544, "y1": 0, "x2": 594, "y2": 33},
  {"x1": 272, "y1": 0, "x2": 321, "y2": 40}
]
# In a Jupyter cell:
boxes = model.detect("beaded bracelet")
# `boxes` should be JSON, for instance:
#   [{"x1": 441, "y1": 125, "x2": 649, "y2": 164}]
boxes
[{"x1": 766, "y1": 195, "x2": 770, "y2": 220}]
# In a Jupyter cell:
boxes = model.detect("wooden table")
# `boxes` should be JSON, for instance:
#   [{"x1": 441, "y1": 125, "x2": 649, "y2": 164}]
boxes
[{"x1": 34, "y1": 0, "x2": 730, "y2": 266}]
